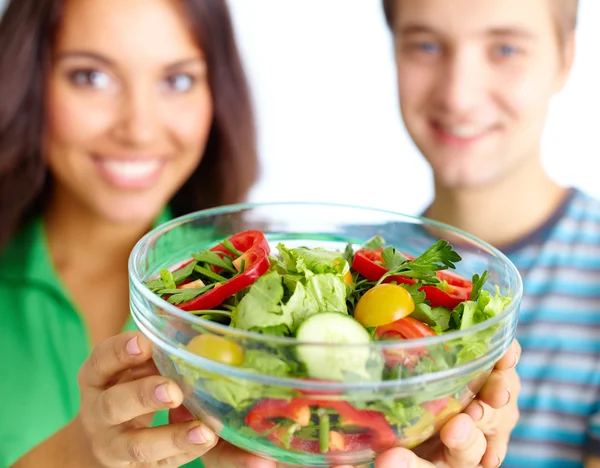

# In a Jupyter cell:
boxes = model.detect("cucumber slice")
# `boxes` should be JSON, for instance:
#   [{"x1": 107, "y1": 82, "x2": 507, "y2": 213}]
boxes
[{"x1": 295, "y1": 312, "x2": 373, "y2": 381}]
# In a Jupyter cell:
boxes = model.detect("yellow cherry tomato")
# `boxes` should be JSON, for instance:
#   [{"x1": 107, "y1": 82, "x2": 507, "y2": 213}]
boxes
[
  {"x1": 353, "y1": 283, "x2": 415, "y2": 328},
  {"x1": 185, "y1": 335, "x2": 245, "y2": 366}
]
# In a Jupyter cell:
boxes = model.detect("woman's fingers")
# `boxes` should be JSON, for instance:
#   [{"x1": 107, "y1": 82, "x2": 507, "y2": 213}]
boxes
[
  {"x1": 202, "y1": 440, "x2": 277, "y2": 468},
  {"x1": 79, "y1": 331, "x2": 152, "y2": 389},
  {"x1": 94, "y1": 376, "x2": 183, "y2": 426},
  {"x1": 101, "y1": 420, "x2": 217, "y2": 464}
]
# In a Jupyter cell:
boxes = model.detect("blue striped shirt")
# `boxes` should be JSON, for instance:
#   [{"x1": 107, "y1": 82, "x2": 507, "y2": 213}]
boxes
[{"x1": 503, "y1": 188, "x2": 600, "y2": 467}]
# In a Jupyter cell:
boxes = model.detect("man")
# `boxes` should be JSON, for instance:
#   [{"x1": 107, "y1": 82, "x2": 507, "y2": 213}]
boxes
[{"x1": 382, "y1": 0, "x2": 600, "y2": 466}]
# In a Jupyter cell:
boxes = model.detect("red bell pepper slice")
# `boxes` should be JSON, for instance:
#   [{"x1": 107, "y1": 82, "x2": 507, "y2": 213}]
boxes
[
  {"x1": 210, "y1": 230, "x2": 270, "y2": 258},
  {"x1": 246, "y1": 399, "x2": 311, "y2": 434},
  {"x1": 176, "y1": 231, "x2": 271, "y2": 311},
  {"x1": 270, "y1": 428, "x2": 369, "y2": 454},
  {"x1": 245, "y1": 398, "x2": 396, "y2": 454},
  {"x1": 352, "y1": 248, "x2": 471, "y2": 309}
]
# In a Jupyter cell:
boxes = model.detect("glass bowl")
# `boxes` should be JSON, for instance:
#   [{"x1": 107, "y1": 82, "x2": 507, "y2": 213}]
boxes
[{"x1": 129, "y1": 202, "x2": 522, "y2": 467}]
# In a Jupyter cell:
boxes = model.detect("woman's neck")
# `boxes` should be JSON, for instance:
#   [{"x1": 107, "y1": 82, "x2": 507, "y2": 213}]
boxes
[
  {"x1": 424, "y1": 157, "x2": 568, "y2": 249},
  {"x1": 44, "y1": 188, "x2": 154, "y2": 277}
]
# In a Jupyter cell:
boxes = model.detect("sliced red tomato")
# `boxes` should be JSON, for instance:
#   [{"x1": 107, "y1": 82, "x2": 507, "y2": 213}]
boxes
[
  {"x1": 421, "y1": 396, "x2": 451, "y2": 416},
  {"x1": 375, "y1": 317, "x2": 437, "y2": 369},
  {"x1": 352, "y1": 248, "x2": 471, "y2": 309},
  {"x1": 374, "y1": 317, "x2": 436, "y2": 340},
  {"x1": 420, "y1": 284, "x2": 470, "y2": 310},
  {"x1": 352, "y1": 249, "x2": 415, "y2": 286}
]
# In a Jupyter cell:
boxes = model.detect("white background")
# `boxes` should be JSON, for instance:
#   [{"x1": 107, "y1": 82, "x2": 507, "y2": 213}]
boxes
[
  {"x1": 228, "y1": 0, "x2": 600, "y2": 215},
  {"x1": 1, "y1": 0, "x2": 599, "y2": 216}
]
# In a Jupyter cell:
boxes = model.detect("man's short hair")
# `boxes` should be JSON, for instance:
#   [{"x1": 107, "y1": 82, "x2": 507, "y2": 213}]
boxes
[{"x1": 382, "y1": 0, "x2": 579, "y2": 43}]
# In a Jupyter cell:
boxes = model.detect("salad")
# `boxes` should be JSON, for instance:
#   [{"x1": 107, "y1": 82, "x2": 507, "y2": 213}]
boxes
[{"x1": 145, "y1": 230, "x2": 512, "y2": 455}]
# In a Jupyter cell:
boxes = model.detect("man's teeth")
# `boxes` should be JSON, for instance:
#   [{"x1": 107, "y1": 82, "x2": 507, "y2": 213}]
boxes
[
  {"x1": 444, "y1": 125, "x2": 486, "y2": 138},
  {"x1": 101, "y1": 160, "x2": 161, "y2": 178}
]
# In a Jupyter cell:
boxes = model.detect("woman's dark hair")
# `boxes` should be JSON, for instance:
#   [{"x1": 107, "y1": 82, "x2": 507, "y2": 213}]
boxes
[{"x1": 0, "y1": 0, "x2": 258, "y2": 250}]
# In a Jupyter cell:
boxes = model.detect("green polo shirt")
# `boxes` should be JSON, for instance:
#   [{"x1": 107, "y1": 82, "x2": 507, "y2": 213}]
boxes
[{"x1": 0, "y1": 213, "x2": 203, "y2": 467}]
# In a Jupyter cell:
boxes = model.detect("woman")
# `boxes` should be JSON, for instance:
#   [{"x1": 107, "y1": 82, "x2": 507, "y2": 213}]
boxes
[
  {"x1": 0, "y1": 0, "x2": 518, "y2": 466},
  {"x1": 0, "y1": 0, "x2": 254, "y2": 465}
]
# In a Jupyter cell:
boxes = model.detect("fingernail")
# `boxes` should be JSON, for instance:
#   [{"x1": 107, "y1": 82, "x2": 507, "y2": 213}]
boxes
[
  {"x1": 496, "y1": 455, "x2": 502, "y2": 467},
  {"x1": 154, "y1": 383, "x2": 172, "y2": 403},
  {"x1": 394, "y1": 457, "x2": 408, "y2": 468},
  {"x1": 187, "y1": 425, "x2": 214, "y2": 444},
  {"x1": 126, "y1": 337, "x2": 142, "y2": 355},
  {"x1": 466, "y1": 401, "x2": 484, "y2": 422},
  {"x1": 452, "y1": 418, "x2": 470, "y2": 443},
  {"x1": 504, "y1": 388, "x2": 512, "y2": 406},
  {"x1": 510, "y1": 352, "x2": 519, "y2": 369}
]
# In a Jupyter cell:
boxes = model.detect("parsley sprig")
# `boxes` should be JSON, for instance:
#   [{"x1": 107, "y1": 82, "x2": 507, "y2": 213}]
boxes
[{"x1": 377, "y1": 240, "x2": 461, "y2": 285}]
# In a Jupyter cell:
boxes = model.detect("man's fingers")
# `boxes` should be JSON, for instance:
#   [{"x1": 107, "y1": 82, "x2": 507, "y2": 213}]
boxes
[
  {"x1": 202, "y1": 439, "x2": 277, "y2": 468},
  {"x1": 477, "y1": 370, "x2": 511, "y2": 409},
  {"x1": 94, "y1": 376, "x2": 183, "y2": 426},
  {"x1": 494, "y1": 339, "x2": 521, "y2": 371},
  {"x1": 102, "y1": 420, "x2": 217, "y2": 464},
  {"x1": 439, "y1": 413, "x2": 487, "y2": 467},
  {"x1": 463, "y1": 400, "x2": 499, "y2": 434},
  {"x1": 479, "y1": 432, "x2": 510, "y2": 468},
  {"x1": 79, "y1": 332, "x2": 153, "y2": 389},
  {"x1": 374, "y1": 447, "x2": 436, "y2": 468}
]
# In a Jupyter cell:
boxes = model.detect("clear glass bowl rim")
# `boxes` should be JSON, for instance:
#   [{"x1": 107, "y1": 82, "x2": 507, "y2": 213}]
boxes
[{"x1": 129, "y1": 201, "x2": 522, "y2": 348}]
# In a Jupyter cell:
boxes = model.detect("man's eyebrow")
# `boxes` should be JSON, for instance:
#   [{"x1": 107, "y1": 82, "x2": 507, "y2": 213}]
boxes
[
  {"x1": 396, "y1": 23, "x2": 537, "y2": 41},
  {"x1": 396, "y1": 23, "x2": 440, "y2": 36},
  {"x1": 486, "y1": 27, "x2": 537, "y2": 40}
]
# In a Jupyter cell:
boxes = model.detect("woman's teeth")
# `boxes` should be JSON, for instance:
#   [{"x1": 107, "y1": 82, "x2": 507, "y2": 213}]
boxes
[{"x1": 101, "y1": 160, "x2": 162, "y2": 179}]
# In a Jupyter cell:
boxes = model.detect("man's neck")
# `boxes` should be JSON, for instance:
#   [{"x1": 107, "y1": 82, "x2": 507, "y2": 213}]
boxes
[{"x1": 424, "y1": 158, "x2": 569, "y2": 249}]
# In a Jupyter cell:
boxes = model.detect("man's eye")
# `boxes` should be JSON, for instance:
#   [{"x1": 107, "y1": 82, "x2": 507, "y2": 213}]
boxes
[
  {"x1": 496, "y1": 44, "x2": 520, "y2": 57},
  {"x1": 417, "y1": 42, "x2": 440, "y2": 54}
]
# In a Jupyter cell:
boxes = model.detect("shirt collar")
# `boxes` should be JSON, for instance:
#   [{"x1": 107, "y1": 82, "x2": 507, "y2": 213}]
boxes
[{"x1": 0, "y1": 207, "x2": 173, "y2": 289}]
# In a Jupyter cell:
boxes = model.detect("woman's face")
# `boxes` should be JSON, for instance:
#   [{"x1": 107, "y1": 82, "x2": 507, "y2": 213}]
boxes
[{"x1": 45, "y1": 0, "x2": 213, "y2": 225}]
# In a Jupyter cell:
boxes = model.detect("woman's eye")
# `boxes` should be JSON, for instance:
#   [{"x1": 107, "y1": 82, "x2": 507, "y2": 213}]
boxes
[
  {"x1": 164, "y1": 74, "x2": 196, "y2": 93},
  {"x1": 69, "y1": 69, "x2": 111, "y2": 89}
]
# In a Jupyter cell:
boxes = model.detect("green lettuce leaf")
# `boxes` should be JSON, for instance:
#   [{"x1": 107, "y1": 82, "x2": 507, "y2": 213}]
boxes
[
  {"x1": 351, "y1": 398, "x2": 424, "y2": 428},
  {"x1": 277, "y1": 244, "x2": 348, "y2": 278},
  {"x1": 231, "y1": 271, "x2": 294, "y2": 335},
  {"x1": 176, "y1": 349, "x2": 294, "y2": 411}
]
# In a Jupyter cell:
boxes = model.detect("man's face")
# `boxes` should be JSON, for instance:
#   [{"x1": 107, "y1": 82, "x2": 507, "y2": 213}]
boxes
[{"x1": 391, "y1": 0, "x2": 573, "y2": 189}]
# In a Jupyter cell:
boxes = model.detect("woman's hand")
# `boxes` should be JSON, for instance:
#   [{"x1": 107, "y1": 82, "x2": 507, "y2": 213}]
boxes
[{"x1": 75, "y1": 331, "x2": 218, "y2": 467}]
